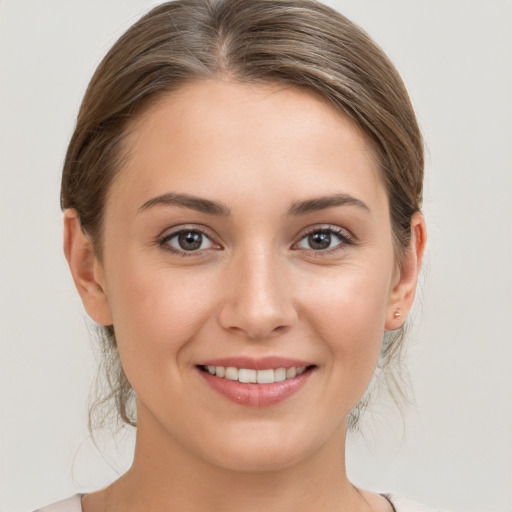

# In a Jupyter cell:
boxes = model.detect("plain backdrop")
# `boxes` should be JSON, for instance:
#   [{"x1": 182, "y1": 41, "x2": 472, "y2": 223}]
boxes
[{"x1": 1, "y1": 1, "x2": 511, "y2": 511}]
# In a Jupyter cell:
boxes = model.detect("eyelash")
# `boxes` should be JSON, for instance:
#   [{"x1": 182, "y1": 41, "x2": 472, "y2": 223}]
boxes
[
  {"x1": 159, "y1": 227, "x2": 218, "y2": 257},
  {"x1": 158, "y1": 225, "x2": 353, "y2": 257},
  {"x1": 293, "y1": 226, "x2": 353, "y2": 256}
]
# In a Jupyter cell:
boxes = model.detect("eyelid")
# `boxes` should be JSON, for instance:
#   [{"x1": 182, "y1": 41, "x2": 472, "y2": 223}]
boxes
[
  {"x1": 158, "y1": 224, "x2": 222, "y2": 256},
  {"x1": 156, "y1": 223, "x2": 353, "y2": 257},
  {"x1": 292, "y1": 225, "x2": 354, "y2": 253}
]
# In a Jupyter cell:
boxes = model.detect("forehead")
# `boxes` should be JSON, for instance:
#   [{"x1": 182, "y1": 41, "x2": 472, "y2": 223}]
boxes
[{"x1": 111, "y1": 80, "x2": 385, "y2": 213}]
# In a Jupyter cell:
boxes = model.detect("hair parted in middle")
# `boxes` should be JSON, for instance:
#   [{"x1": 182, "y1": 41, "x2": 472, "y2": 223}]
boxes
[{"x1": 61, "y1": 0, "x2": 424, "y2": 432}]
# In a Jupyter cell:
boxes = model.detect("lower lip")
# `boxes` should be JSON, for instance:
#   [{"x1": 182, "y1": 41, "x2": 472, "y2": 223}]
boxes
[{"x1": 198, "y1": 368, "x2": 313, "y2": 407}]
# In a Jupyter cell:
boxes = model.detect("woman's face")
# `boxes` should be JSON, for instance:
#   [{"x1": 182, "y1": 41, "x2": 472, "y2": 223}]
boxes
[{"x1": 71, "y1": 80, "x2": 420, "y2": 471}]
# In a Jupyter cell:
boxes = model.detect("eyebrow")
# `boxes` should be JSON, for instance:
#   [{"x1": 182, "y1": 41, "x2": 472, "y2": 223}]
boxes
[
  {"x1": 138, "y1": 192, "x2": 369, "y2": 217},
  {"x1": 289, "y1": 194, "x2": 370, "y2": 215},
  {"x1": 138, "y1": 193, "x2": 231, "y2": 216}
]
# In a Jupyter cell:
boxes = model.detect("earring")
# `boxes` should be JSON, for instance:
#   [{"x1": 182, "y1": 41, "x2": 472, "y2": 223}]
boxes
[{"x1": 393, "y1": 310, "x2": 401, "y2": 318}]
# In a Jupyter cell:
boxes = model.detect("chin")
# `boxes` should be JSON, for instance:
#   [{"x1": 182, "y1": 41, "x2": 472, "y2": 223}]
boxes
[
  {"x1": 209, "y1": 447, "x2": 306, "y2": 473},
  {"x1": 197, "y1": 426, "x2": 326, "y2": 473}
]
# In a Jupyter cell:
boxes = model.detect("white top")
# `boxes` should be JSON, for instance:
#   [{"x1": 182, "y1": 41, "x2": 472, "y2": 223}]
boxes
[
  {"x1": 34, "y1": 495, "x2": 82, "y2": 512},
  {"x1": 34, "y1": 493, "x2": 444, "y2": 512}
]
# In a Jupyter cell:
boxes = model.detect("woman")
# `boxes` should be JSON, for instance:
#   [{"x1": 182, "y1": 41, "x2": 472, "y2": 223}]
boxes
[{"x1": 38, "y1": 0, "x2": 429, "y2": 510}]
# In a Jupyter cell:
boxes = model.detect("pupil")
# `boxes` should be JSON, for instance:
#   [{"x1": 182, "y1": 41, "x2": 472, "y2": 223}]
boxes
[
  {"x1": 179, "y1": 231, "x2": 202, "y2": 250},
  {"x1": 309, "y1": 232, "x2": 330, "y2": 250}
]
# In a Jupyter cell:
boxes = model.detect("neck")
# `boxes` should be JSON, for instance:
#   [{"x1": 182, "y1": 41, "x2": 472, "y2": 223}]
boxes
[{"x1": 101, "y1": 410, "x2": 366, "y2": 512}]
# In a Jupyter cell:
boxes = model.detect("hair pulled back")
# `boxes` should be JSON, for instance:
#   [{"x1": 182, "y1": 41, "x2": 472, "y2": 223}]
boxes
[{"x1": 61, "y1": 0, "x2": 424, "y2": 431}]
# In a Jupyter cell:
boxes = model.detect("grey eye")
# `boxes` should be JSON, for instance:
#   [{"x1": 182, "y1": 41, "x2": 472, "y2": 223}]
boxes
[
  {"x1": 165, "y1": 230, "x2": 214, "y2": 251},
  {"x1": 297, "y1": 230, "x2": 344, "y2": 251},
  {"x1": 307, "y1": 232, "x2": 331, "y2": 250}
]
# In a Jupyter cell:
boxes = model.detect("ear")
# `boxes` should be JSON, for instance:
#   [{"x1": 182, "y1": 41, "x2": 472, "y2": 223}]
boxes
[
  {"x1": 63, "y1": 209, "x2": 113, "y2": 326},
  {"x1": 385, "y1": 211, "x2": 426, "y2": 330}
]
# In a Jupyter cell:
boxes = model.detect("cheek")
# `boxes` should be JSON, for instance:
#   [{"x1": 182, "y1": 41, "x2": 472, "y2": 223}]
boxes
[
  {"x1": 301, "y1": 263, "x2": 391, "y2": 375},
  {"x1": 106, "y1": 260, "x2": 218, "y2": 369}
]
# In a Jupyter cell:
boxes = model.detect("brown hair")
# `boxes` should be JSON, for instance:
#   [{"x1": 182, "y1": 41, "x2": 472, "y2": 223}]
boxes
[{"x1": 61, "y1": 0, "x2": 423, "y2": 431}]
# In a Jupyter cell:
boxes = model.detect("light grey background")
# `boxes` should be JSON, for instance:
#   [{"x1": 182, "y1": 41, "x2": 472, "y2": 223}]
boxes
[{"x1": 1, "y1": 1, "x2": 511, "y2": 511}]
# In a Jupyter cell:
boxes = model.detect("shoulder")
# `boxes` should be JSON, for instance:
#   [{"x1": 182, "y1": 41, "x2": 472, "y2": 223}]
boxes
[
  {"x1": 33, "y1": 494, "x2": 83, "y2": 512},
  {"x1": 386, "y1": 494, "x2": 446, "y2": 512}
]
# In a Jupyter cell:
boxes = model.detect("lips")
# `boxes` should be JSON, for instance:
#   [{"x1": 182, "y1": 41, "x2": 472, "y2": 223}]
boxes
[{"x1": 196, "y1": 357, "x2": 316, "y2": 407}]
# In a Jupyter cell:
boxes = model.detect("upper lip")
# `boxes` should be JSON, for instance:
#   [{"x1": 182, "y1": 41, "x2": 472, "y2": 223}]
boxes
[{"x1": 197, "y1": 356, "x2": 315, "y2": 370}]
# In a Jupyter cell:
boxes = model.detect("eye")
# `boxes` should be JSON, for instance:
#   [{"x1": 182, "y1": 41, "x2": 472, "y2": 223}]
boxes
[
  {"x1": 160, "y1": 229, "x2": 216, "y2": 254},
  {"x1": 295, "y1": 227, "x2": 350, "y2": 252}
]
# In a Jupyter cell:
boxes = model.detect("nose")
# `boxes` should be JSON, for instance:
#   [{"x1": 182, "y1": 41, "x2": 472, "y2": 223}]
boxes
[{"x1": 217, "y1": 249, "x2": 298, "y2": 340}]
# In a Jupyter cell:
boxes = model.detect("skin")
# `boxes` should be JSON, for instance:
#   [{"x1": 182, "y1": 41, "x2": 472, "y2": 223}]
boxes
[{"x1": 64, "y1": 80, "x2": 425, "y2": 512}]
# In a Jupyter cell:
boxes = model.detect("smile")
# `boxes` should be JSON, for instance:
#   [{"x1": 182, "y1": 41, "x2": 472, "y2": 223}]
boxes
[
  {"x1": 200, "y1": 365, "x2": 307, "y2": 384},
  {"x1": 197, "y1": 359, "x2": 315, "y2": 407}
]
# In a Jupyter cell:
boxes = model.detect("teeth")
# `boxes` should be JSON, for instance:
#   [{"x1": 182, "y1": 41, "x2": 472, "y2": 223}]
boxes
[
  {"x1": 274, "y1": 367, "x2": 286, "y2": 382},
  {"x1": 203, "y1": 365, "x2": 307, "y2": 384},
  {"x1": 239, "y1": 369, "x2": 257, "y2": 383},
  {"x1": 256, "y1": 369, "x2": 274, "y2": 384},
  {"x1": 225, "y1": 367, "x2": 238, "y2": 380},
  {"x1": 286, "y1": 367, "x2": 297, "y2": 379}
]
